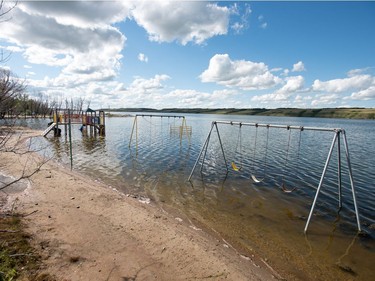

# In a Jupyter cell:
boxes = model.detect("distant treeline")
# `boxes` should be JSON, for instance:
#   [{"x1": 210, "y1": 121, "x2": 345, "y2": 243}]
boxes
[{"x1": 102, "y1": 107, "x2": 375, "y2": 120}]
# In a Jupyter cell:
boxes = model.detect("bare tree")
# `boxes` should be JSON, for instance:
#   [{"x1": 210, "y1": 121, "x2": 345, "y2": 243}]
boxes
[
  {"x1": 0, "y1": 69, "x2": 26, "y2": 118},
  {"x1": 0, "y1": 0, "x2": 50, "y2": 192},
  {"x1": 75, "y1": 97, "x2": 85, "y2": 113},
  {"x1": 86, "y1": 99, "x2": 91, "y2": 110},
  {"x1": 37, "y1": 92, "x2": 51, "y2": 118}
]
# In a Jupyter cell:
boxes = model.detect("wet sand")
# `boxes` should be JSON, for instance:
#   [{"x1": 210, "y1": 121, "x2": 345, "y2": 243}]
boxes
[{"x1": 0, "y1": 129, "x2": 277, "y2": 280}]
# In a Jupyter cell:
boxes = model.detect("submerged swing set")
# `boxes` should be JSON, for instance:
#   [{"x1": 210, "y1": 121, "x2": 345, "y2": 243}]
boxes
[
  {"x1": 188, "y1": 120, "x2": 361, "y2": 233},
  {"x1": 128, "y1": 114, "x2": 192, "y2": 148}
]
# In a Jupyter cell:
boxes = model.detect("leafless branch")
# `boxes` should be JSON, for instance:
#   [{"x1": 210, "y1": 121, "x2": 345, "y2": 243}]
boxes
[
  {"x1": 0, "y1": 153, "x2": 52, "y2": 191},
  {"x1": 0, "y1": 0, "x2": 17, "y2": 23},
  {"x1": 0, "y1": 49, "x2": 12, "y2": 64}
]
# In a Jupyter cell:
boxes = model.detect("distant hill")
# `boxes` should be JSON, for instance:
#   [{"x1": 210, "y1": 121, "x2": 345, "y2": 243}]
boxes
[{"x1": 101, "y1": 107, "x2": 375, "y2": 119}]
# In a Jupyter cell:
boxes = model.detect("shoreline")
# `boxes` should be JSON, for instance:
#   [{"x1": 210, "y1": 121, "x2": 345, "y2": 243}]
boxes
[
  {"x1": 2, "y1": 127, "x2": 373, "y2": 280},
  {"x1": 0, "y1": 130, "x2": 277, "y2": 280},
  {"x1": 2, "y1": 106, "x2": 375, "y2": 120},
  {"x1": 103, "y1": 107, "x2": 375, "y2": 120}
]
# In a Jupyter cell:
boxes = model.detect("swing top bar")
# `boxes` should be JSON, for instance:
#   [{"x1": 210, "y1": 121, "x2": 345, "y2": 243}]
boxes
[
  {"x1": 135, "y1": 114, "x2": 185, "y2": 119},
  {"x1": 214, "y1": 121, "x2": 343, "y2": 133}
]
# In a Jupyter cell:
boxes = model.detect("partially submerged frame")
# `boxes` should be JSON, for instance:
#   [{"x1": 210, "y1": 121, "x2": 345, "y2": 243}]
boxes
[
  {"x1": 188, "y1": 120, "x2": 361, "y2": 233},
  {"x1": 128, "y1": 114, "x2": 191, "y2": 148}
]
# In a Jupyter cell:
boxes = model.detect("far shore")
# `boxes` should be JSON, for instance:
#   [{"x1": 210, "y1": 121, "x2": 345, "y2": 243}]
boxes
[
  {"x1": 1, "y1": 107, "x2": 374, "y2": 120},
  {"x1": 102, "y1": 107, "x2": 375, "y2": 120}
]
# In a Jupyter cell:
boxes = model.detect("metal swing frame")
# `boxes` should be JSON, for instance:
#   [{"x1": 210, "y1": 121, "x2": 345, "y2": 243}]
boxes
[
  {"x1": 188, "y1": 120, "x2": 361, "y2": 233},
  {"x1": 128, "y1": 114, "x2": 191, "y2": 148}
]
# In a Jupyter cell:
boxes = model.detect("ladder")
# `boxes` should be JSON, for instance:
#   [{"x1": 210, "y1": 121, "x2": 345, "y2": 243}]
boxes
[{"x1": 41, "y1": 123, "x2": 56, "y2": 137}]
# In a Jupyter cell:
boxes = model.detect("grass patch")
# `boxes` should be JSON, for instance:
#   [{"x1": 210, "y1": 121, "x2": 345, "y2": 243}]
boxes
[{"x1": 0, "y1": 213, "x2": 56, "y2": 281}]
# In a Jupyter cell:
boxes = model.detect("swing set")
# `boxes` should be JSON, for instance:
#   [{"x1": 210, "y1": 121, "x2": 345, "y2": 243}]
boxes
[
  {"x1": 188, "y1": 120, "x2": 361, "y2": 233},
  {"x1": 128, "y1": 114, "x2": 191, "y2": 148}
]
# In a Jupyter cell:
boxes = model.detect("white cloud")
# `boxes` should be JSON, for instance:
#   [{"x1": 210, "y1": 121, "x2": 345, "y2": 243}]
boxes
[
  {"x1": 0, "y1": 2, "x2": 126, "y2": 94},
  {"x1": 347, "y1": 67, "x2": 372, "y2": 77},
  {"x1": 130, "y1": 1, "x2": 230, "y2": 45},
  {"x1": 211, "y1": 89, "x2": 238, "y2": 98},
  {"x1": 311, "y1": 94, "x2": 340, "y2": 107},
  {"x1": 230, "y1": 2, "x2": 251, "y2": 34},
  {"x1": 107, "y1": 76, "x2": 242, "y2": 109},
  {"x1": 309, "y1": 70, "x2": 375, "y2": 104},
  {"x1": 164, "y1": 88, "x2": 240, "y2": 108},
  {"x1": 166, "y1": 89, "x2": 211, "y2": 107},
  {"x1": 312, "y1": 75, "x2": 374, "y2": 93},
  {"x1": 278, "y1": 76, "x2": 305, "y2": 94},
  {"x1": 292, "y1": 61, "x2": 305, "y2": 72},
  {"x1": 350, "y1": 86, "x2": 375, "y2": 100},
  {"x1": 258, "y1": 14, "x2": 267, "y2": 29},
  {"x1": 293, "y1": 94, "x2": 312, "y2": 108},
  {"x1": 1, "y1": 45, "x2": 24, "y2": 53},
  {"x1": 1, "y1": 8, "x2": 125, "y2": 54},
  {"x1": 27, "y1": 78, "x2": 126, "y2": 109},
  {"x1": 18, "y1": 1, "x2": 131, "y2": 28},
  {"x1": 200, "y1": 54, "x2": 282, "y2": 90},
  {"x1": 138, "y1": 53, "x2": 148, "y2": 63},
  {"x1": 271, "y1": 67, "x2": 283, "y2": 72},
  {"x1": 128, "y1": 74, "x2": 170, "y2": 94},
  {"x1": 231, "y1": 22, "x2": 245, "y2": 33},
  {"x1": 251, "y1": 76, "x2": 304, "y2": 102},
  {"x1": 23, "y1": 47, "x2": 74, "y2": 67}
]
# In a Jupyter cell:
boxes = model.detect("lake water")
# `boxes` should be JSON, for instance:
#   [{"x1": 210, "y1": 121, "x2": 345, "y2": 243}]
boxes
[{"x1": 18, "y1": 113, "x2": 375, "y2": 280}]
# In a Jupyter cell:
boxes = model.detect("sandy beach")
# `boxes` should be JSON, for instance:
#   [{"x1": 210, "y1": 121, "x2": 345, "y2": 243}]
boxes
[{"x1": 0, "y1": 129, "x2": 278, "y2": 280}]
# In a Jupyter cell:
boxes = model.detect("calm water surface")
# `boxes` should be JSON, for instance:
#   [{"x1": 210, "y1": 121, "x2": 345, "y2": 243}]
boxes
[{"x1": 23, "y1": 114, "x2": 374, "y2": 280}]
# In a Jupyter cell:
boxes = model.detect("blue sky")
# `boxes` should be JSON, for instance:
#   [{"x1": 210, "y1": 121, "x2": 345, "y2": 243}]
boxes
[{"x1": 1, "y1": 1, "x2": 375, "y2": 109}]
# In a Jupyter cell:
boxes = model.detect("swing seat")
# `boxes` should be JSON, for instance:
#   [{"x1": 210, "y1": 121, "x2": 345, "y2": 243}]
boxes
[
  {"x1": 251, "y1": 174, "x2": 263, "y2": 183},
  {"x1": 231, "y1": 161, "x2": 241, "y2": 171},
  {"x1": 281, "y1": 183, "x2": 296, "y2": 193}
]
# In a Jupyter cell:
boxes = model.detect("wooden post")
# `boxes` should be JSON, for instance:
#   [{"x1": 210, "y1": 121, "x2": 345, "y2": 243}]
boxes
[
  {"x1": 68, "y1": 109, "x2": 73, "y2": 170},
  {"x1": 54, "y1": 109, "x2": 59, "y2": 137}
]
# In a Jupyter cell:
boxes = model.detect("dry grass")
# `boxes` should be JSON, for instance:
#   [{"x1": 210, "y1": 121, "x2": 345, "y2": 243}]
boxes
[{"x1": 0, "y1": 213, "x2": 56, "y2": 281}]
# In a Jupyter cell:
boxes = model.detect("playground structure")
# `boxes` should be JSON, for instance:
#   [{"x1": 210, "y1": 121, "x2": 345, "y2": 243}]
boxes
[
  {"x1": 42, "y1": 108, "x2": 106, "y2": 137},
  {"x1": 188, "y1": 120, "x2": 361, "y2": 234},
  {"x1": 128, "y1": 114, "x2": 192, "y2": 148}
]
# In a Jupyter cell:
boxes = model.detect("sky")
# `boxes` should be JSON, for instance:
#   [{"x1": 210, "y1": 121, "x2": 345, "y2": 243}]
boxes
[{"x1": 1, "y1": 0, "x2": 375, "y2": 110}]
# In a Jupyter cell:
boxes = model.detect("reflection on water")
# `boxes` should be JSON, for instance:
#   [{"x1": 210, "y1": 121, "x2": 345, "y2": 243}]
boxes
[{"x1": 27, "y1": 114, "x2": 374, "y2": 280}]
